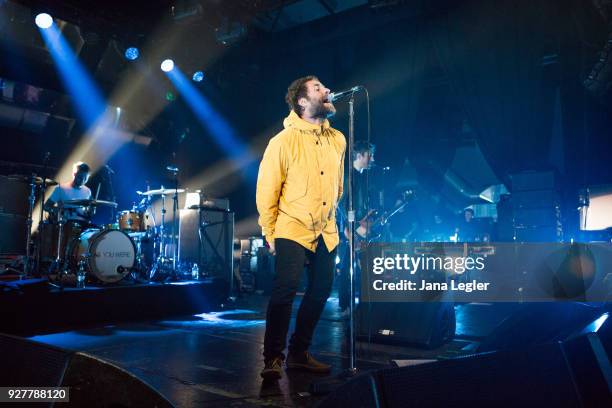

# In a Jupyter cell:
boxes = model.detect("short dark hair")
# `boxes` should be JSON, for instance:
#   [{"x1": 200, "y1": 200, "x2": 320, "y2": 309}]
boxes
[
  {"x1": 72, "y1": 161, "x2": 90, "y2": 174},
  {"x1": 285, "y1": 75, "x2": 318, "y2": 117},
  {"x1": 352, "y1": 141, "x2": 376, "y2": 160},
  {"x1": 464, "y1": 208, "x2": 475, "y2": 215}
]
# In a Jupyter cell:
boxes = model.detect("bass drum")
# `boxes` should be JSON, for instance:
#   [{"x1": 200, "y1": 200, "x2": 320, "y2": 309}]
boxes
[{"x1": 71, "y1": 229, "x2": 136, "y2": 283}]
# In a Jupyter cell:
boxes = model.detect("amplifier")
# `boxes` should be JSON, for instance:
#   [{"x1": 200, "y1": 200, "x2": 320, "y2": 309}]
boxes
[
  {"x1": 0, "y1": 175, "x2": 30, "y2": 217},
  {"x1": 510, "y1": 190, "x2": 560, "y2": 209},
  {"x1": 0, "y1": 213, "x2": 26, "y2": 254},
  {"x1": 513, "y1": 207, "x2": 560, "y2": 227},
  {"x1": 178, "y1": 208, "x2": 234, "y2": 284}
]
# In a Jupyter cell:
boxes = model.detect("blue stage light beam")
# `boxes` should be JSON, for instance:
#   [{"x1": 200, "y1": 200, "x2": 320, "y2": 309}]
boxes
[
  {"x1": 38, "y1": 23, "x2": 107, "y2": 130},
  {"x1": 166, "y1": 68, "x2": 255, "y2": 182}
]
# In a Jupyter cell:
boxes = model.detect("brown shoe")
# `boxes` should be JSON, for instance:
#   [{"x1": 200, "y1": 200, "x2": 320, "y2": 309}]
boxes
[
  {"x1": 286, "y1": 351, "x2": 331, "y2": 373},
  {"x1": 260, "y1": 357, "x2": 283, "y2": 380}
]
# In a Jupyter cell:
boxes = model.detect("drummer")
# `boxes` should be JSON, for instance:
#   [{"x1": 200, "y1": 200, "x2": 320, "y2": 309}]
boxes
[{"x1": 44, "y1": 161, "x2": 92, "y2": 223}]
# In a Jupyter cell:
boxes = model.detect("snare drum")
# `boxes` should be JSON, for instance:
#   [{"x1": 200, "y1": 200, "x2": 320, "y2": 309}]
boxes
[
  {"x1": 119, "y1": 210, "x2": 145, "y2": 232},
  {"x1": 69, "y1": 229, "x2": 136, "y2": 283}
]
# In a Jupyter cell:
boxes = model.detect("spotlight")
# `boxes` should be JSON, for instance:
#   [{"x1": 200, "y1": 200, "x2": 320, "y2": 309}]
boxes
[
  {"x1": 192, "y1": 71, "x2": 204, "y2": 82},
  {"x1": 124, "y1": 47, "x2": 139, "y2": 61},
  {"x1": 35, "y1": 13, "x2": 53, "y2": 29},
  {"x1": 161, "y1": 59, "x2": 175, "y2": 72}
]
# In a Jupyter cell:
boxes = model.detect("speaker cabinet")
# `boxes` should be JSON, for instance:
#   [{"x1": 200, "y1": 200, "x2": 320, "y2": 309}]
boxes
[
  {"x1": 179, "y1": 208, "x2": 234, "y2": 283},
  {"x1": 320, "y1": 333, "x2": 612, "y2": 407}
]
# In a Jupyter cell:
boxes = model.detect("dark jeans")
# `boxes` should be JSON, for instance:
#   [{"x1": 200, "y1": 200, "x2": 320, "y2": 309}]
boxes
[{"x1": 263, "y1": 236, "x2": 336, "y2": 361}]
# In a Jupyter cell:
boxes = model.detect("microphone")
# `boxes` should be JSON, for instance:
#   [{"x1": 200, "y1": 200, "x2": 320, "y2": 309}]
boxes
[
  {"x1": 166, "y1": 165, "x2": 179, "y2": 173},
  {"x1": 328, "y1": 85, "x2": 364, "y2": 102},
  {"x1": 104, "y1": 165, "x2": 115, "y2": 174}
]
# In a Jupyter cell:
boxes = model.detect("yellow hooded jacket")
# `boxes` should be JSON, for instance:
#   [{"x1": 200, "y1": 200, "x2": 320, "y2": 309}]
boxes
[{"x1": 256, "y1": 110, "x2": 346, "y2": 252}]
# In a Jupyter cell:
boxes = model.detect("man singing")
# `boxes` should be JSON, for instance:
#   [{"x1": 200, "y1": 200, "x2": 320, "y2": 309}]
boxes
[{"x1": 257, "y1": 76, "x2": 346, "y2": 379}]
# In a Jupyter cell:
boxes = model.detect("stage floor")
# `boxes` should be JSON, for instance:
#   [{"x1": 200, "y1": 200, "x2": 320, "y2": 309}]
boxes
[{"x1": 23, "y1": 293, "x2": 520, "y2": 407}]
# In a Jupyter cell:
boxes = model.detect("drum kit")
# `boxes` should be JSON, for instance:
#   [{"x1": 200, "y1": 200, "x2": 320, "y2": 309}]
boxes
[
  {"x1": 44, "y1": 189, "x2": 192, "y2": 286},
  {"x1": 5, "y1": 164, "x2": 194, "y2": 287}
]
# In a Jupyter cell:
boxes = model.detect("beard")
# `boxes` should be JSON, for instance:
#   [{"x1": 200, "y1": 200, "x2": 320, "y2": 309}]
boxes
[{"x1": 309, "y1": 98, "x2": 336, "y2": 119}]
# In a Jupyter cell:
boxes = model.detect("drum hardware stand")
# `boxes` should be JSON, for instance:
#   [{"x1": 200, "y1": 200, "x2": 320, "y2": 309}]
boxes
[
  {"x1": 35, "y1": 152, "x2": 52, "y2": 276},
  {"x1": 48, "y1": 205, "x2": 70, "y2": 283},
  {"x1": 125, "y1": 234, "x2": 147, "y2": 283},
  {"x1": 76, "y1": 255, "x2": 89, "y2": 288},
  {"x1": 23, "y1": 174, "x2": 38, "y2": 278},
  {"x1": 150, "y1": 189, "x2": 167, "y2": 281},
  {"x1": 169, "y1": 165, "x2": 180, "y2": 277},
  {"x1": 105, "y1": 165, "x2": 116, "y2": 222},
  {"x1": 140, "y1": 194, "x2": 156, "y2": 280},
  {"x1": 131, "y1": 255, "x2": 147, "y2": 283},
  {"x1": 150, "y1": 186, "x2": 177, "y2": 281}
]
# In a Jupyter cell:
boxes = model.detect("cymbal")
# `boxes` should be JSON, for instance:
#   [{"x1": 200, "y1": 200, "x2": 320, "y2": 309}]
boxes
[
  {"x1": 137, "y1": 188, "x2": 186, "y2": 196},
  {"x1": 6, "y1": 174, "x2": 58, "y2": 186},
  {"x1": 62, "y1": 199, "x2": 118, "y2": 208}
]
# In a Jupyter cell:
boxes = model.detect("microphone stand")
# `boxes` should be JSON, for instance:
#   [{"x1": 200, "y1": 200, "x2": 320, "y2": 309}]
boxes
[
  {"x1": 346, "y1": 93, "x2": 358, "y2": 374},
  {"x1": 311, "y1": 89, "x2": 361, "y2": 396}
]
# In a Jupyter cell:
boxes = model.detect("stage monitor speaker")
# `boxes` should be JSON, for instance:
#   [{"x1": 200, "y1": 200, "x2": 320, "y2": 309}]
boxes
[
  {"x1": 0, "y1": 333, "x2": 174, "y2": 407},
  {"x1": 477, "y1": 303, "x2": 605, "y2": 353},
  {"x1": 356, "y1": 302, "x2": 456, "y2": 349},
  {"x1": 179, "y1": 208, "x2": 234, "y2": 282},
  {"x1": 320, "y1": 333, "x2": 612, "y2": 407}
]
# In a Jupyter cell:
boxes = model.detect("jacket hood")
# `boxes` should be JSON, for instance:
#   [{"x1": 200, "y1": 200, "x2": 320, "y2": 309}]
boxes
[{"x1": 283, "y1": 110, "x2": 331, "y2": 132}]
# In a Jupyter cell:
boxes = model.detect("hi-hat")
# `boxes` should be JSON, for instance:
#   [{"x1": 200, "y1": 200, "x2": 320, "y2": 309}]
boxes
[
  {"x1": 62, "y1": 199, "x2": 118, "y2": 208},
  {"x1": 137, "y1": 188, "x2": 185, "y2": 196}
]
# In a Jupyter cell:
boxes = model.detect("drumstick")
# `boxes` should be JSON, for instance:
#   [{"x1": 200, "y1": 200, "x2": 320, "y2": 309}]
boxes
[{"x1": 90, "y1": 182, "x2": 101, "y2": 218}]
